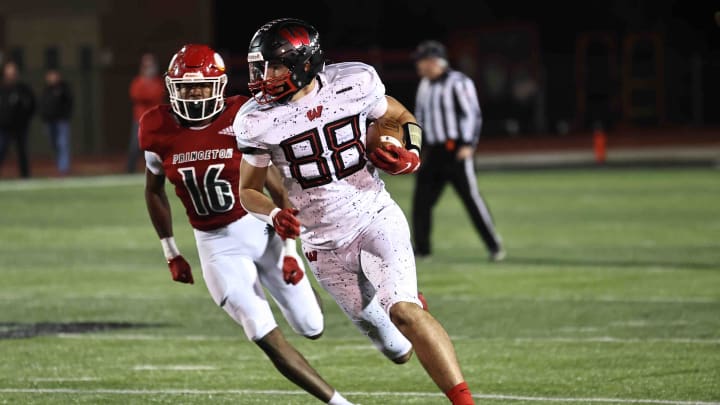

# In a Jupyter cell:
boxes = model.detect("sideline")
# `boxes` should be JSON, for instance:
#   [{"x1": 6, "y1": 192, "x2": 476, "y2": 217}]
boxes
[{"x1": 0, "y1": 174, "x2": 143, "y2": 192}]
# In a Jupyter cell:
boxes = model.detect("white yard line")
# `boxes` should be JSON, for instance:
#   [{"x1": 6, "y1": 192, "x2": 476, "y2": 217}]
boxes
[
  {"x1": 443, "y1": 295, "x2": 719, "y2": 304},
  {"x1": 0, "y1": 388, "x2": 717, "y2": 404},
  {"x1": 26, "y1": 377, "x2": 99, "y2": 382},
  {"x1": 2, "y1": 294, "x2": 713, "y2": 303},
  {"x1": 509, "y1": 337, "x2": 720, "y2": 345},
  {"x1": 54, "y1": 333, "x2": 720, "y2": 345},
  {"x1": 56, "y1": 333, "x2": 232, "y2": 341},
  {"x1": 0, "y1": 174, "x2": 143, "y2": 192},
  {"x1": 475, "y1": 394, "x2": 720, "y2": 404},
  {"x1": 132, "y1": 365, "x2": 217, "y2": 371}
]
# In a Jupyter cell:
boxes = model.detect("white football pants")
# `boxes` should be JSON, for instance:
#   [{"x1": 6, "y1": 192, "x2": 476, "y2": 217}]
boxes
[
  {"x1": 303, "y1": 202, "x2": 421, "y2": 361},
  {"x1": 194, "y1": 214, "x2": 323, "y2": 341}
]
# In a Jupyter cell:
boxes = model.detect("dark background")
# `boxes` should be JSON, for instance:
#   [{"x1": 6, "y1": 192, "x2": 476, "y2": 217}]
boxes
[
  {"x1": 214, "y1": 0, "x2": 720, "y2": 137},
  {"x1": 215, "y1": 1, "x2": 718, "y2": 53},
  {"x1": 1, "y1": 0, "x2": 716, "y2": 177}
]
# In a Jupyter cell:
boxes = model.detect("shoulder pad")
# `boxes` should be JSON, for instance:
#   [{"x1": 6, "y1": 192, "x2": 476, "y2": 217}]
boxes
[{"x1": 138, "y1": 105, "x2": 173, "y2": 150}]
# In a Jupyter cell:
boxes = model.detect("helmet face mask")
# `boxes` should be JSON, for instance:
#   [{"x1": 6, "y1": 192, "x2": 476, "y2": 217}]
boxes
[
  {"x1": 165, "y1": 44, "x2": 228, "y2": 122},
  {"x1": 166, "y1": 75, "x2": 227, "y2": 121},
  {"x1": 247, "y1": 60, "x2": 299, "y2": 105},
  {"x1": 247, "y1": 18, "x2": 324, "y2": 104}
]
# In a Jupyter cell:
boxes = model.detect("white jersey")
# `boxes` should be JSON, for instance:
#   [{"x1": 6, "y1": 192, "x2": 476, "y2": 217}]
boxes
[{"x1": 234, "y1": 62, "x2": 394, "y2": 249}]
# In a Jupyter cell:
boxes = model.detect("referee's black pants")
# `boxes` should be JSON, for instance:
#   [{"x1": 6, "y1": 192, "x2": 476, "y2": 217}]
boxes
[{"x1": 411, "y1": 145, "x2": 501, "y2": 256}]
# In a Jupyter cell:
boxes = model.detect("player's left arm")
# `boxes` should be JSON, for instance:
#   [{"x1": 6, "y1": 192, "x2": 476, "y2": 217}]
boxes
[
  {"x1": 145, "y1": 169, "x2": 173, "y2": 239},
  {"x1": 145, "y1": 168, "x2": 194, "y2": 284},
  {"x1": 381, "y1": 95, "x2": 423, "y2": 154},
  {"x1": 368, "y1": 95, "x2": 423, "y2": 174}
]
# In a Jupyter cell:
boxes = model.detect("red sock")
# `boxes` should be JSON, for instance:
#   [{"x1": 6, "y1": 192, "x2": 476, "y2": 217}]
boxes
[
  {"x1": 445, "y1": 381, "x2": 474, "y2": 405},
  {"x1": 418, "y1": 291, "x2": 429, "y2": 311}
]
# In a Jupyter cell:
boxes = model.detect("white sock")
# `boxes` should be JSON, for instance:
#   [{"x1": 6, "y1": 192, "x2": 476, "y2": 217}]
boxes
[{"x1": 327, "y1": 390, "x2": 353, "y2": 405}]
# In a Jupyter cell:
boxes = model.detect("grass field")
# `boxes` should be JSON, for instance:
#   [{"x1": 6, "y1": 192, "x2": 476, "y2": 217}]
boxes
[{"x1": 1, "y1": 167, "x2": 718, "y2": 405}]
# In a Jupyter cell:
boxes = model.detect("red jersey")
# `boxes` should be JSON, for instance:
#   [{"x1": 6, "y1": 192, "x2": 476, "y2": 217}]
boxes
[{"x1": 139, "y1": 95, "x2": 249, "y2": 231}]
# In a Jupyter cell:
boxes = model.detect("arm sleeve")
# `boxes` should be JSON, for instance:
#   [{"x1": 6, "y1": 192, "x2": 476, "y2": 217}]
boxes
[
  {"x1": 144, "y1": 151, "x2": 164, "y2": 175},
  {"x1": 367, "y1": 95, "x2": 388, "y2": 120},
  {"x1": 233, "y1": 107, "x2": 274, "y2": 155}
]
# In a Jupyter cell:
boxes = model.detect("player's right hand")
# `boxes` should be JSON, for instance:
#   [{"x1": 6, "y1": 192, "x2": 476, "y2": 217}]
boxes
[
  {"x1": 167, "y1": 255, "x2": 194, "y2": 284},
  {"x1": 369, "y1": 144, "x2": 420, "y2": 175},
  {"x1": 272, "y1": 208, "x2": 301, "y2": 239}
]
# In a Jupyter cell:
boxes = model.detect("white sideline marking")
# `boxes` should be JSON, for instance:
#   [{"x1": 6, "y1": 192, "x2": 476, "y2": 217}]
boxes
[
  {"x1": 510, "y1": 337, "x2": 720, "y2": 345},
  {"x1": 0, "y1": 388, "x2": 717, "y2": 404},
  {"x1": 0, "y1": 174, "x2": 143, "y2": 192},
  {"x1": 27, "y1": 377, "x2": 98, "y2": 382},
  {"x1": 57, "y1": 333, "x2": 231, "y2": 341},
  {"x1": 55, "y1": 333, "x2": 720, "y2": 345},
  {"x1": 477, "y1": 394, "x2": 720, "y2": 404},
  {"x1": 132, "y1": 365, "x2": 216, "y2": 371},
  {"x1": 609, "y1": 320, "x2": 690, "y2": 327},
  {"x1": 445, "y1": 295, "x2": 719, "y2": 304}
]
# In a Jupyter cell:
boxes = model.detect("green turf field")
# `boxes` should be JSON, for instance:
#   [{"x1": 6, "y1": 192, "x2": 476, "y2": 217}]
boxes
[{"x1": 1, "y1": 167, "x2": 718, "y2": 405}]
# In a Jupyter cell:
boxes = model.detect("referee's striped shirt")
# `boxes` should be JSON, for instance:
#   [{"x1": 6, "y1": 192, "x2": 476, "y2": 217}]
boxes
[{"x1": 414, "y1": 69, "x2": 482, "y2": 147}]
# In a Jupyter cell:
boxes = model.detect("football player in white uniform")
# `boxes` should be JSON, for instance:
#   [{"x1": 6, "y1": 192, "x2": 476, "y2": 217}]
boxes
[
  {"x1": 234, "y1": 19, "x2": 475, "y2": 405},
  {"x1": 142, "y1": 44, "x2": 353, "y2": 405}
]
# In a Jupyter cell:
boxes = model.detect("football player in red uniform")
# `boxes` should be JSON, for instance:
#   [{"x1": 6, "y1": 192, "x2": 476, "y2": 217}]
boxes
[{"x1": 140, "y1": 44, "x2": 353, "y2": 405}]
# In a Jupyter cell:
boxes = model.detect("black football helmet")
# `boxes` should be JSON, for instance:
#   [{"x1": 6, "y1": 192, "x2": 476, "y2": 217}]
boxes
[{"x1": 247, "y1": 18, "x2": 325, "y2": 104}]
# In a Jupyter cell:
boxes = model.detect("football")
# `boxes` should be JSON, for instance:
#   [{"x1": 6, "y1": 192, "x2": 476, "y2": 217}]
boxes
[{"x1": 365, "y1": 117, "x2": 405, "y2": 154}]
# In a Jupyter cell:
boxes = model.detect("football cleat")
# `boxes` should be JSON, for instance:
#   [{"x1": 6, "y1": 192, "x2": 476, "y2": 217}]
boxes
[{"x1": 490, "y1": 248, "x2": 506, "y2": 262}]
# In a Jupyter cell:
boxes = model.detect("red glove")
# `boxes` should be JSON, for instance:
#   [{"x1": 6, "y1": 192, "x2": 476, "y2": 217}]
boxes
[
  {"x1": 272, "y1": 208, "x2": 301, "y2": 239},
  {"x1": 282, "y1": 256, "x2": 305, "y2": 285},
  {"x1": 281, "y1": 238, "x2": 305, "y2": 285},
  {"x1": 168, "y1": 255, "x2": 194, "y2": 284},
  {"x1": 368, "y1": 144, "x2": 420, "y2": 175}
]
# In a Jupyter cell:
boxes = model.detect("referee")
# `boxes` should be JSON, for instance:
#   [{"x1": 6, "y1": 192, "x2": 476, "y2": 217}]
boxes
[{"x1": 411, "y1": 40, "x2": 505, "y2": 261}]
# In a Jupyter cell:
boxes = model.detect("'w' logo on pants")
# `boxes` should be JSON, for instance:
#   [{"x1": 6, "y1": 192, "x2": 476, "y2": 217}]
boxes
[{"x1": 304, "y1": 250, "x2": 318, "y2": 262}]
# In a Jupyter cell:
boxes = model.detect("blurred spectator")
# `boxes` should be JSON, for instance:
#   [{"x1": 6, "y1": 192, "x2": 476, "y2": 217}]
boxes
[
  {"x1": 127, "y1": 52, "x2": 165, "y2": 173},
  {"x1": 411, "y1": 40, "x2": 505, "y2": 261},
  {"x1": 39, "y1": 69, "x2": 74, "y2": 176},
  {"x1": 0, "y1": 61, "x2": 36, "y2": 179}
]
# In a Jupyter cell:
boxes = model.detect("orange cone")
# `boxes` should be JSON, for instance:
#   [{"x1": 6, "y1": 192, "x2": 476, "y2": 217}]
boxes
[{"x1": 593, "y1": 129, "x2": 607, "y2": 164}]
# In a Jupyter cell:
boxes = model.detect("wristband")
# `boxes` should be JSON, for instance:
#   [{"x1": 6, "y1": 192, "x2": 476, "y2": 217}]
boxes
[
  {"x1": 160, "y1": 237, "x2": 180, "y2": 261},
  {"x1": 402, "y1": 122, "x2": 423, "y2": 153},
  {"x1": 249, "y1": 207, "x2": 281, "y2": 226},
  {"x1": 284, "y1": 237, "x2": 297, "y2": 254}
]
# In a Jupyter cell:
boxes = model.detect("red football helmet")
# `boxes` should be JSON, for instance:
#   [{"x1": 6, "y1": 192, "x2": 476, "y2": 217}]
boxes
[{"x1": 166, "y1": 44, "x2": 228, "y2": 121}]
